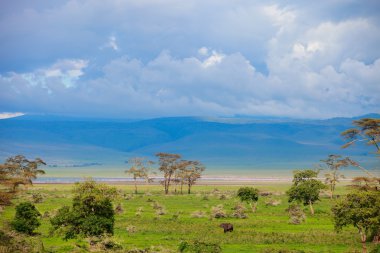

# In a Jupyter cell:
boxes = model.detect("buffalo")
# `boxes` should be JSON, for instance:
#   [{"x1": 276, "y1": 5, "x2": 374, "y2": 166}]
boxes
[{"x1": 219, "y1": 223, "x2": 233, "y2": 233}]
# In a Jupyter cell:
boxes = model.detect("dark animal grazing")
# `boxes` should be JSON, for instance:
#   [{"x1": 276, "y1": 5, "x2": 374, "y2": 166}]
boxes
[{"x1": 219, "y1": 223, "x2": 233, "y2": 233}]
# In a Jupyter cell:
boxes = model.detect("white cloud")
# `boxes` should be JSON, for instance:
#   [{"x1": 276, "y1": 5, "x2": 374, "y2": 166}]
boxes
[
  {"x1": 101, "y1": 36, "x2": 119, "y2": 51},
  {"x1": 0, "y1": 112, "x2": 24, "y2": 120},
  {"x1": 202, "y1": 51, "x2": 225, "y2": 68},
  {"x1": 0, "y1": 1, "x2": 379, "y2": 118},
  {"x1": 198, "y1": 47, "x2": 209, "y2": 56},
  {"x1": 0, "y1": 48, "x2": 379, "y2": 119}
]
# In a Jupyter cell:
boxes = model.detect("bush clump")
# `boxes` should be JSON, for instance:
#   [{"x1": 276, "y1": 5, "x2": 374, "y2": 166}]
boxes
[
  {"x1": 50, "y1": 179, "x2": 116, "y2": 239},
  {"x1": 286, "y1": 203, "x2": 306, "y2": 225},
  {"x1": 211, "y1": 204, "x2": 227, "y2": 218},
  {"x1": 191, "y1": 210, "x2": 206, "y2": 218},
  {"x1": 231, "y1": 203, "x2": 248, "y2": 219},
  {"x1": 179, "y1": 240, "x2": 221, "y2": 253},
  {"x1": 11, "y1": 201, "x2": 41, "y2": 235}
]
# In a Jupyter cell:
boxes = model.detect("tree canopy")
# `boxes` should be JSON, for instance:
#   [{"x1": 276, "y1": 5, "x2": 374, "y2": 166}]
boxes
[
  {"x1": 332, "y1": 190, "x2": 380, "y2": 252},
  {"x1": 50, "y1": 179, "x2": 117, "y2": 240},
  {"x1": 287, "y1": 169, "x2": 325, "y2": 215}
]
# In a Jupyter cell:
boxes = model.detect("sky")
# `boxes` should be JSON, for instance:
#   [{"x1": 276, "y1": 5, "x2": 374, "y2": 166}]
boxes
[{"x1": 0, "y1": 0, "x2": 379, "y2": 119}]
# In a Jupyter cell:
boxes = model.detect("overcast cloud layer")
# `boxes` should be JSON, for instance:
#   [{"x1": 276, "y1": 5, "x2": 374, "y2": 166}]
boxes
[{"x1": 0, "y1": 0, "x2": 379, "y2": 118}]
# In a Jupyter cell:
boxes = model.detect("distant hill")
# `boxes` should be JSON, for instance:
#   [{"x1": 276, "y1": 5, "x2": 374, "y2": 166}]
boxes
[{"x1": 0, "y1": 114, "x2": 379, "y2": 176}]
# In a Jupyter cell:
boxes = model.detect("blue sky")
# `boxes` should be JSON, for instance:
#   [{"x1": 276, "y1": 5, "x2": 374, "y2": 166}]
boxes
[{"x1": 0, "y1": 0, "x2": 379, "y2": 119}]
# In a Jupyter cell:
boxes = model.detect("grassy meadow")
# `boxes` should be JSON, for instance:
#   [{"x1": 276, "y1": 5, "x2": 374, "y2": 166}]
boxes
[{"x1": 0, "y1": 182, "x2": 374, "y2": 253}]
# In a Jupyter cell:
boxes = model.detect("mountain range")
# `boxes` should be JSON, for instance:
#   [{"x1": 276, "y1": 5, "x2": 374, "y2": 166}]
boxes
[{"x1": 0, "y1": 114, "x2": 379, "y2": 177}]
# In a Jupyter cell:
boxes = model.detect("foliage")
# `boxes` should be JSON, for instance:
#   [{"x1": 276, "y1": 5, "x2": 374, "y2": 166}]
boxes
[
  {"x1": 11, "y1": 201, "x2": 41, "y2": 235},
  {"x1": 88, "y1": 235, "x2": 123, "y2": 251},
  {"x1": 211, "y1": 204, "x2": 227, "y2": 218},
  {"x1": 237, "y1": 187, "x2": 259, "y2": 203},
  {"x1": 320, "y1": 154, "x2": 349, "y2": 199},
  {"x1": 0, "y1": 229, "x2": 45, "y2": 253},
  {"x1": 286, "y1": 203, "x2": 306, "y2": 225},
  {"x1": 178, "y1": 240, "x2": 222, "y2": 253},
  {"x1": 125, "y1": 157, "x2": 154, "y2": 194},
  {"x1": 350, "y1": 177, "x2": 380, "y2": 191},
  {"x1": 156, "y1": 153, "x2": 181, "y2": 194},
  {"x1": 332, "y1": 190, "x2": 380, "y2": 245},
  {"x1": 0, "y1": 155, "x2": 45, "y2": 191},
  {"x1": 237, "y1": 187, "x2": 259, "y2": 212},
  {"x1": 231, "y1": 202, "x2": 248, "y2": 218},
  {"x1": 0, "y1": 155, "x2": 45, "y2": 205},
  {"x1": 50, "y1": 179, "x2": 116, "y2": 239},
  {"x1": 177, "y1": 160, "x2": 205, "y2": 194},
  {"x1": 287, "y1": 170, "x2": 326, "y2": 215},
  {"x1": 341, "y1": 118, "x2": 380, "y2": 154}
]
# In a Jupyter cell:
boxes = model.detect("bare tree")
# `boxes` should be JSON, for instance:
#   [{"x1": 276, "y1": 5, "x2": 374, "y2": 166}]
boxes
[
  {"x1": 156, "y1": 153, "x2": 181, "y2": 194},
  {"x1": 125, "y1": 157, "x2": 154, "y2": 194}
]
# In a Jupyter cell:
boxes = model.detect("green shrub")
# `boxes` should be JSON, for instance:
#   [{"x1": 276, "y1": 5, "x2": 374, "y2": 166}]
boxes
[
  {"x1": 11, "y1": 201, "x2": 41, "y2": 235},
  {"x1": 50, "y1": 179, "x2": 116, "y2": 239}
]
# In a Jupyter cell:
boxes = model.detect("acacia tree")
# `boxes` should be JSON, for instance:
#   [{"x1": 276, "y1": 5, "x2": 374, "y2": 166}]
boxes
[
  {"x1": 125, "y1": 157, "x2": 154, "y2": 194},
  {"x1": 0, "y1": 155, "x2": 45, "y2": 205},
  {"x1": 178, "y1": 160, "x2": 205, "y2": 194},
  {"x1": 1, "y1": 155, "x2": 46, "y2": 191},
  {"x1": 332, "y1": 190, "x2": 380, "y2": 253},
  {"x1": 341, "y1": 118, "x2": 380, "y2": 187},
  {"x1": 341, "y1": 118, "x2": 380, "y2": 154},
  {"x1": 156, "y1": 153, "x2": 181, "y2": 194},
  {"x1": 287, "y1": 170, "x2": 325, "y2": 215},
  {"x1": 237, "y1": 187, "x2": 259, "y2": 212},
  {"x1": 320, "y1": 154, "x2": 349, "y2": 199}
]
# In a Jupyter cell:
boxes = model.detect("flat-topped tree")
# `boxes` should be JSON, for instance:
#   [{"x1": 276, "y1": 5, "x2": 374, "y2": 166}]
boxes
[
  {"x1": 178, "y1": 160, "x2": 205, "y2": 194},
  {"x1": 287, "y1": 169, "x2": 326, "y2": 215},
  {"x1": 156, "y1": 153, "x2": 181, "y2": 194},
  {"x1": 0, "y1": 155, "x2": 45, "y2": 192},
  {"x1": 320, "y1": 154, "x2": 349, "y2": 199},
  {"x1": 341, "y1": 118, "x2": 380, "y2": 188},
  {"x1": 341, "y1": 118, "x2": 380, "y2": 154},
  {"x1": 125, "y1": 157, "x2": 154, "y2": 194}
]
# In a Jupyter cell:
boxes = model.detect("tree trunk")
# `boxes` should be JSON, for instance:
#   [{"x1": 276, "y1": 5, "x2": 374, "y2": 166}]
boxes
[
  {"x1": 188, "y1": 183, "x2": 191, "y2": 194},
  {"x1": 360, "y1": 231, "x2": 367, "y2": 253},
  {"x1": 165, "y1": 179, "x2": 168, "y2": 194},
  {"x1": 165, "y1": 174, "x2": 172, "y2": 194},
  {"x1": 134, "y1": 179, "x2": 137, "y2": 194},
  {"x1": 309, "y1": 200, "x2": 314, "y2": 215},
  {"x1": 250, "y1": 202, "x2": 257, "y2": 213}
]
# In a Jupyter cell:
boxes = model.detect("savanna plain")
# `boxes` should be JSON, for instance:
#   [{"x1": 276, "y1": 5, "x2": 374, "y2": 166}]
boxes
[{"x1": 0, "y1": 182, "x2": 373, "y2": 253}]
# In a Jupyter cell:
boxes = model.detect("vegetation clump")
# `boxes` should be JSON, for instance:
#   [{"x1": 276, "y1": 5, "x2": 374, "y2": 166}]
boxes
[
  {"x1": 231, "y1": 202, "x2": 248, "y2": 219},
  {"x1": 0, "y1": 155, "x2": 45, "y2": 205},
  {"x1": 286, "y1": 203, "x2": 306, "y2": 225},
  {"x1": 237, "y1": 187, "x2": 259, "y2": 212},
  {"x1": 50, "y1": 179, "x2": 117, "y2": 240},
  {"x1": 211, "y1": 204, "x2": 227, "y2": 218},
  {"x1": 178, "y1": 240, "x2": 221, "y2": 253},
  {"x1": 287, "y1": 170, "x2": 325, "y2": 215},
  {"x1": 11, "y1": 201, "x2": 41, "y2": 235},
  {"x1": 332, "y1": 190, "x2": 380, "y2": 252}
]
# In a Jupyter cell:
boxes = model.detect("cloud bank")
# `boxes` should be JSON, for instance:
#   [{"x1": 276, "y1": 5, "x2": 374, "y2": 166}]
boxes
[{"x1": 0, "y1": 1, "x2": 379, "y2": 118}]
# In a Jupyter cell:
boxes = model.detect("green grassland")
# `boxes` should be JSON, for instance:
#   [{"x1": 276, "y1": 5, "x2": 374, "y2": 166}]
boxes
[{"x1": 0, "y1": 183, "x2": 374, "y2": 252}]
